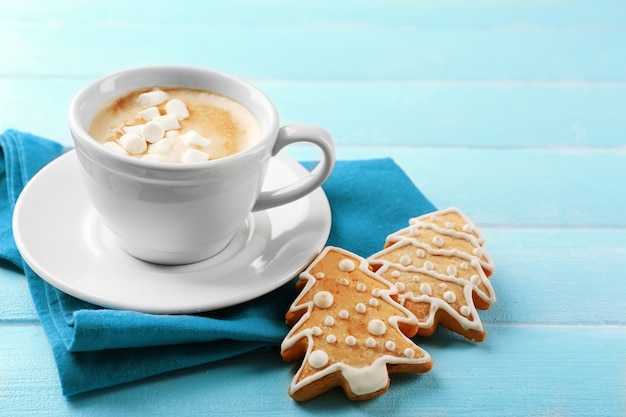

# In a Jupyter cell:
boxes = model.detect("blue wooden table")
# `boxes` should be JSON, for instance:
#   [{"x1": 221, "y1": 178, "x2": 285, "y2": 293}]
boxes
[{"x1": 1, "y1": 1, "x2": 625, "y2": 415}]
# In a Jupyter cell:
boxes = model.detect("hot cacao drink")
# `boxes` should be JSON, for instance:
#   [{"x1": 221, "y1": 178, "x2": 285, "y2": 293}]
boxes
[{"x1": 89, "y1": 87, "x2": 261, "y2": 163}]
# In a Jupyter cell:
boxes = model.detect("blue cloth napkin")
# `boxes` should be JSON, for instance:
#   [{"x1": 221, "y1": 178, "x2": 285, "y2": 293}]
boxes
[{"x1": 0, "y1": 129, "x2": 435, "y2": 396}]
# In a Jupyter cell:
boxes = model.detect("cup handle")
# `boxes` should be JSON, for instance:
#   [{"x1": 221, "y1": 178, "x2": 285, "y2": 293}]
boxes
[{"x1": 252, "y1": 124, "x2": 335, "y2": 212}]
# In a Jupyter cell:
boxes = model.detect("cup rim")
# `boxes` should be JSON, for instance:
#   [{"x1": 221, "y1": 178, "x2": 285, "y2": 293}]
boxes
[{"x1": 69, "y1": 65, "x2": 279, "y2": 171}]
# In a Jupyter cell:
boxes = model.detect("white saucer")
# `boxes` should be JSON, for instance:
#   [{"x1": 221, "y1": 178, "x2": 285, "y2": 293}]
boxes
[{"x1": 13, "y1": 151, "x2": 331, "y2": 314}]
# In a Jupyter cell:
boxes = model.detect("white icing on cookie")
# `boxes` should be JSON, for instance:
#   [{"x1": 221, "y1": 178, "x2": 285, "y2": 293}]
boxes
[
  {"x1": 419, "y1": 282, "x2": 432, "y2": 295},
  {"x1": 367, "y1": 208, "x2": 496, "y2": 340},
  {"x1": 308, "y1": 350, "x2": 329, "y2": 369},
  {"x1": 443, "y1": 291, "x2": 456, "y2": 303},
  {"x1": 339, "y1": 259, "x2": 355, "y2": 272},
  {"x1": 313, "y1": 291, "x2": 334, "y2": 309},
  {"x1": 432, "y1": 236, "x2": 444, "y2": 247},
  {"x1": 281, "y1": 246, "x2": 432, "y2": 400},
  {"x1": 385, "y1": 207, "x2": 495, "y2": 275},
  {"x1": 367, "y1": 319, "x2": 386, "y2": 336}
]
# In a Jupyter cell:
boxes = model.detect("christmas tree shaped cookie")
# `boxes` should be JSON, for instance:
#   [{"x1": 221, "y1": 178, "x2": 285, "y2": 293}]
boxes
[
  {"x1": 369, "y1": 207, "x2": 496, "y2": 341},
  {"x1": 385, "y1": 207, "x2": 495, "y2": 276},
  {"x1": 281, "y1": 247, "x2": 432, "y2": 401}
]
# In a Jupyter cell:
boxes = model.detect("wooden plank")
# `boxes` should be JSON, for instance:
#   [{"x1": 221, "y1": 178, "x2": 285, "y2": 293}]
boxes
[
  {"x1": 483, "y1": 228, "x2": 626, "y2": 325},
  {"x1": 1, "y1": 25, "x2": 625, "y2": 80},
  {"x1": 3, "y1": 228, "x2": 624, "y2": 325},
  {"x1": 0, "y1": 265, "x2": 37, "y2": 322},
  {"x1": 265, "y1": 82, "x2": 626, "y2": 148},
  {"x1": 2, "y1": 0, "x2": 625, "y2": 29},
  {"x1": 283, "y1": 147, "x2": 626, "y2": 228},
  {"x1": 0, "y1": 324, "x2": 624, "y2": 416},
  {"x1": 2, "y1": 79, "x2": 626, "y2": 149}
]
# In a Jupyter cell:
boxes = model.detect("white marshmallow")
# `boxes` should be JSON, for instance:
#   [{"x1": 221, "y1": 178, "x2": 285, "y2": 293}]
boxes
[
  {"x1": 142, "y1": 121, "x2": 165, "y2": 143},
  {"x1": 165, "y1": 99, "x2": 189, "y2": 120},
  {"x1": 137, "y1": 89, "x2": 169, "y2": 107},
  {"x1": 165, "y1": 130, "x2": 179, "y2": 139},
  {"x1": 122, "y1": 125, "x2": 144, "y2": 135},
  {"x1": 103, "y1": 141, "x2": 128, "y2": 155},
  {"x1": 180, "y1": 130, "x2": 211, "y2": 148},
  {"x1": 152, "y1": 114, "x2": 180, "y2": 131},
  {"x1": 138, "y1": 107, "x2": 160, "y2": 121},
  {"x1": 118, "y1": 132, "x2": 147, "y2": 154},
  {"x1": 181, "y1": 148, "x2": 210, "y2": 163},
  {"x1": 148, "y1": 137, "x2": 173, "y2": 154}
]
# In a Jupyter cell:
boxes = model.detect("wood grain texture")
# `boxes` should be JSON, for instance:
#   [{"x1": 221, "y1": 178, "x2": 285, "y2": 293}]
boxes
[
  {"x1": 4, "y1": 226, "x2": 625, "y2": 325},
  {"x1": 3, "y1": 79, "x2": 626, "y2": 148},
  {"x1": 1, "y1": 325, "x2": 624, "y2": 416},
  {"x1": 1, "y1": 0, "x2": 625, "y2": 415}
]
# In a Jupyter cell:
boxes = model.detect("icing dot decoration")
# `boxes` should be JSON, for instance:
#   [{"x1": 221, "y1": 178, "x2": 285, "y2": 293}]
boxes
[
  {"x1": 447, "y1": 266, "x2": 457, "y2": 276},
  {"x1": 345, "y1": 336, "x2": 357, "y2": 346},
  {"x1": 311, "y1": 326, "x2": 322, "y2": 336},
  {"x1": 420, "y1": 282, "x2": 432, "y2": 295},
  {"x1": 340, "y1": 278, "x2": 350, "y2": 286},
  {"x1": 324, "y1": 316, "x2": 335, "y2": 326},
  {"x1": 424, "y1": 261, "x2": 435, "y2": 271},
  {"x1": 460, "y1": 306, "x2": 471, "y2": 316},
  {"x1": 444, "y1": 290, "x2": 456, "y2": 303},
  {"x1": 400, "y1": 255, "x2": 411, "y2": 266},
  {"x1": 313, "y1": 291, "x2": 334, "y2": 309},
  {"x1": 446, "y1": 221, "x2": 455, "y2": 229},
  {"x1": 470, "y1": 275, "x2": 481, "y2": 285},
  {"x1": 366, "y1": 337, "x2": 376, "y2": 348},
  {"x1": 395, "y1": 282, "x2": 406, "y2": 292},
  {"x1": 326, "y1": 334, "x2": 337, "y2": 343},
  {"x1": 339, "y1": 309, "x2": 349, "y2": 319},
  {"x1": 367, "y1": 319, "x2": 387, "y2": 336},
  {"x1": 391, "y1": 270, "x2": 401, "y2": 278},
  {"x1": 356, "y1": 283, "x2": 367, "y2": 292},
  {"x1": 409, "y1": 227, "x2": 421, "y2": 236},
  {"x1": 463, "y1": 223, "x2": 473, "y2": 233},
  {"x1": 308, "y1": 350, "x2": 329, "y2": 369},
  {"x1": 412, "y1": 275, "x2": 420, "y2": 282},
  {"x1": 315, "y1": 272, "x2": 325, "y2": 279},
  {"x1": 371, "y1": 289, "x2": 382, "y2": 297},
  {"x1": 432, "y1": 236, "x2": 444, "y2": 247},
  {"x1": 416, "y1": 249, "x2": 425, "y2": 258},
  {"x1": 385, "y1": 341, "x2": 396, "y2": 351},
  {"x1": 460, "y1": 262, "x2": 469, "y2": 270},
  {"x1": 339, "y1": 259, "x2": 355, "y2": 272},
  {"x1": 355, "y1": 303, "x2": 367, "y2": 314},
  {"x1": 404, "y1": 348, "x2": 415, "y2": 359},
  {"x1": 368, "y1": 298, "x2": 379, "y2": 307}
]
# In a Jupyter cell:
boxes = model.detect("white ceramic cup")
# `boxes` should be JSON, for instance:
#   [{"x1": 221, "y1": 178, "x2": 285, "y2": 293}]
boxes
[{"x1": 69, "y1": 66, "x2": 335, "y2": 265}]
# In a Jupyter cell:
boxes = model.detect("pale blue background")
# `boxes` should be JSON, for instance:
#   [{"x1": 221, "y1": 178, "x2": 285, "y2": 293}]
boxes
[{"x1": 1, "y1": 1, "x2": 625, "y2": 416}]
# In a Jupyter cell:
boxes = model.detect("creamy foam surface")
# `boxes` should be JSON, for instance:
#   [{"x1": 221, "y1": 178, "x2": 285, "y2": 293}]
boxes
[{"x1": 89, "y1": 87, "x2": 262, "y2": 163}]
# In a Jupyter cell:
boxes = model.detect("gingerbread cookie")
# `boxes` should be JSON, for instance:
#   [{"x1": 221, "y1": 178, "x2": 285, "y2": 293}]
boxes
[
  {"x1": 369, "y1": 207, "x2": 496, "y2": 342},
  {"x1": 281, "y1": 246, "x2": 432, "y2": 401}
]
